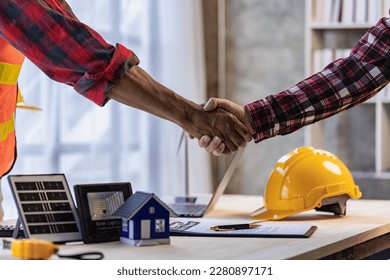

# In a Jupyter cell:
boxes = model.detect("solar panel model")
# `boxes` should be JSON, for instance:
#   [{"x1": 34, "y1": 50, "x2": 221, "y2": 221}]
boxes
[{"x1": 7, "y1": 174, "x2": 82, "y2": 243}]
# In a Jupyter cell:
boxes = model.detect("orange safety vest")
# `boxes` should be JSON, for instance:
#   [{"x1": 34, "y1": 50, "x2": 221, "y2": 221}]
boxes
[{"x1": 0, "y1": 37, "x2": 24, "y2": 178}]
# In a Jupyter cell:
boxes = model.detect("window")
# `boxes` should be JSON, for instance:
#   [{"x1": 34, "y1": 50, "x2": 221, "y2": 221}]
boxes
[
  {"x1": 1, "y1": 0, "x2": 210, "y2": 221},
  {"x1": 155, "y1": 219, "x2": 165, "y2": 232}
]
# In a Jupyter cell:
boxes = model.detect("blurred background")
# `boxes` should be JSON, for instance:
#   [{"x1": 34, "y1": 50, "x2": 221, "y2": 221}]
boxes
[{"x1": 2, "y1": 0, "x2": 389, "y2": 220}]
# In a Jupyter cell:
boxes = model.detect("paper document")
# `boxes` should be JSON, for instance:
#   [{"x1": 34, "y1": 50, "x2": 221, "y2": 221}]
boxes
[{"x1": 169, "y1": 219, "x2": 317, "y2": 238}]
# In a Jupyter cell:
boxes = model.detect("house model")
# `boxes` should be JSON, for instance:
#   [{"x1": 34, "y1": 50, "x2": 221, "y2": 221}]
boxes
[{"x1": 114, "y1": 191, "x2": 173, "y2": 246}]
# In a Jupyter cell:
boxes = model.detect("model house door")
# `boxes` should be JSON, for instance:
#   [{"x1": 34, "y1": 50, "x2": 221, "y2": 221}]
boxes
[{"x1": 141, "y1": 220, "x2": 151, "y2": 239}]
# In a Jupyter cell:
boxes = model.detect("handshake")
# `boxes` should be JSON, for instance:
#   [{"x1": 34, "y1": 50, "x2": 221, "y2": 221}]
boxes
[
  {"x1": 108, "y1": 65, "x2": 254, "y2": 156},
  {"x1": 184, "y1": 97, "x2": 255, "y2": 156}
]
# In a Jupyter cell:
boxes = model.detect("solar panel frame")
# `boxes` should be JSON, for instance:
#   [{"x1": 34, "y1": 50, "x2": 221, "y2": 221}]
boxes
[{"x1": 7, "y1": 174, "x2": 82, "y2": 243}]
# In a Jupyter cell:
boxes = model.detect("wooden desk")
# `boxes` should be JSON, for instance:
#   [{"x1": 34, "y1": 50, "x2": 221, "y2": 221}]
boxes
[{"x1": 1, "y1": 195, "x2": 389, "y2": 260}]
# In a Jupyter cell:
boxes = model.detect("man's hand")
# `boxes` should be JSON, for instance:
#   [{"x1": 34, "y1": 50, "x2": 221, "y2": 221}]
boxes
[
  {"x1": 182, "y1": 103, "x2": 252, "y2": 153},
  {"x1": 199, "y1": 98, "x2": 255, "y2": 156}
]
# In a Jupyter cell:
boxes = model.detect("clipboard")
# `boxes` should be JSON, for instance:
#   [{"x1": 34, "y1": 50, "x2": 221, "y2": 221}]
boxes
[{"x1": 169, "y1": 219, "x2": 317, "y2": 238}]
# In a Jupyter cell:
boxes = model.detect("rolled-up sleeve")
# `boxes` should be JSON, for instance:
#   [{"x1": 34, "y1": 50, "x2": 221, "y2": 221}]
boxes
[
  {"x1": 0, "y1": 0, "x2": 139, "y2": 106},
  {"x1": 246, "y1": 16, "x2": 390, "y2": 143}
]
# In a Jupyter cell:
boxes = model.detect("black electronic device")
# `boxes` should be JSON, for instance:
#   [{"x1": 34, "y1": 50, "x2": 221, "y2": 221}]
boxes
[
  {"x1": 0, "y1": 224, "x2": 24, "y2": 238},
  {"x1": 7, "y1": 174, "x2": 82, "y2": 243},
  {"x1": 73, "y1": 182, "x2": 132, "y2": 243}
]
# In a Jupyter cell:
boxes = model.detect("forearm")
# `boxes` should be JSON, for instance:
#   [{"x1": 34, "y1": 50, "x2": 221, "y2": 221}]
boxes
[
  {"x1": 108, "y1": 65, "x2": 196, "y2": 129},
  {"x1": 246, "y1": 17, "x2": 390, "y2": 143}
]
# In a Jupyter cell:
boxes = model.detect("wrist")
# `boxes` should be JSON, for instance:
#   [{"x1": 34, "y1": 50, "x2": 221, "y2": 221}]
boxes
[
  {"x1": 175, "y1": 101, "x2": 202, "y2": 136},
  {"x1": 244, "y1": 106, "x2": 256, "y2": 135}
]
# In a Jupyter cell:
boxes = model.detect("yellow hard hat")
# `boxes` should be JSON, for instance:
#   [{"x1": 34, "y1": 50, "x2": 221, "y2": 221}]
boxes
[
  {"x1": 16, "y1": 86, "x2": 41, "y2": 111},
  {"x1": 251, "y1": 146, "x2": 362, "y2": 220}
]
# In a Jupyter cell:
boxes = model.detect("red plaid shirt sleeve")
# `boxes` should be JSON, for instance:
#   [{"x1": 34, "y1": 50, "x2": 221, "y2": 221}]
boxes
[
  {"x1": 0, "y1": 0, "x2": 139, "y2": 106},
  {"x1": 246, "y1": 17, "x2": 390, "y2": 143}
]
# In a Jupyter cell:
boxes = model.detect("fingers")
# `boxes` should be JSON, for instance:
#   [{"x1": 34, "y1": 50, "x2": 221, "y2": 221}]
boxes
[
  {"x1": 213, "y1": 143, "x2": 226, "y2": 156},
  {"x1": 224, "y1": 114, "x2": 251, "y2": 149},
  {"x1": 197, "y1": 109, "x2": 249, "y2": 154},
  {"x1": 203, "y1": 98, "x2": 239, "y2": 118},
  {"x1": 187, "y1": 102, "x2": 252, "y2": 156},
  {"x1": 213, "y1": 98, "x2": 235, "y2": 113},
  {"x1": 203, "y1": 98, "x2": 218, "y2": 111},
  {"x1": 234, "y1": 122, "x2": 253, "y2": 143},
  {"x1": 198, "y1": 135, "x2": 212, "y2": 148},
  {"x1": 203, "y1": 98, "x2": 253, "y2": 142},
  {"x1": 198, "y1": 135, "x2": 226, "y2": 156}
]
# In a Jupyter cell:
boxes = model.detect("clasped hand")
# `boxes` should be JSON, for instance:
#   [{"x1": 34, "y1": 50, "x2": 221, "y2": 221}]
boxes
[{"x1": 187, "y1": 98, "x2": 254, "y2": 156}]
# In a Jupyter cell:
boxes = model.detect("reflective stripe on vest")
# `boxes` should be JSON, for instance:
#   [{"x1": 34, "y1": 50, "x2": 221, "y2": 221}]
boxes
[
  {"x1": 0, "y1": 61, "x2": 20, "y2": 141},
  {"x1": 0, "y1": 117, "x2": 15, "y2": 141},
  {"x1": 0, "y1": 62, "x2": 22, "y2": 85}
]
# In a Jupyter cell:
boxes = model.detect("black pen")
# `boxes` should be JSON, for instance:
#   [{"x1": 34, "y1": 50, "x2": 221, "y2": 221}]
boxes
[{"x1": 210, "y1": 223, "x2": 261, "y2": 231}]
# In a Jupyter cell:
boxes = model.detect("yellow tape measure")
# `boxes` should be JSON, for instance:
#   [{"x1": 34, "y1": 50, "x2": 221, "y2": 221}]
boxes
[
  {"x1": 2, "y1": 239, "x2": 103, "y2": 260},
  {"x1": 2, "y1": 239, "x2": 58, "y2": 259}
]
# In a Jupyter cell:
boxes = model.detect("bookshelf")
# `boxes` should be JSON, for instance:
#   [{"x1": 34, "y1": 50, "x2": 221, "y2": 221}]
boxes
[{"x1": 304, "y1": 0, "x2": 390, "y2": 185}]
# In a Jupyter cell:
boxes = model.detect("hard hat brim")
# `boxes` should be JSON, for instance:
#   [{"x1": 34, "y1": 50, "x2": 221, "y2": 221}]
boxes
[
  {"x1": 16, "y1": 103, "x2": 42, "y2": 111},
  {"x1": 251, "y1": 194, "x2": 354, "y2": 220},
  {"x1": 250, "y1": 206, "x2": 300, "y2": 221}
]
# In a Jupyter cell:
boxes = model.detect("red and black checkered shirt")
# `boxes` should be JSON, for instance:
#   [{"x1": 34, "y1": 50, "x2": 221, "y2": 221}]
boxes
[
  {"x1": 0, "y1": 0, "x2": 139, "y2": 106},
  {"x1": 246, "y1": 17, "x2": 390, "y2": 143}
]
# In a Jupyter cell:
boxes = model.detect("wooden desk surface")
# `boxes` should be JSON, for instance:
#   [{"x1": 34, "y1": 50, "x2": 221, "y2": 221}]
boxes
[{"x1": 1, "y1": 195, "x2": 390, "y2": 260}]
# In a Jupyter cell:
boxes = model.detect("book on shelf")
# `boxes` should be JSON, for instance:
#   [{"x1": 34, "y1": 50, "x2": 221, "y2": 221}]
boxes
[
  {"x1": 354, "y1": 0, "x2": 368, "y2": 23},
  {"x1": 341, "y1": 0, "x2": 355, "y2": 23},
  {"x1": 323, "y1": 0, "x2": 333, "y2": 22},
  {"x1": 330, "y1": 0, "x2": 342, "y2": 22},
  {"x1": 314, "y1": 0, "x2": 341, "y2": 23},
  {"x1": 313, "y1": 0, "x2": 383, "y2": 24},
  {"x1": 368, "y1": 0, "x2": 382, "y2": 23},
  {"x1": 313, "y1": 0, "x2": 324, "y2": 22}
]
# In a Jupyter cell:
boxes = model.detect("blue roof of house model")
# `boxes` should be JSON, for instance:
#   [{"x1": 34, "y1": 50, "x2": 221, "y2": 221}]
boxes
[{"x1": 114, "y1": 191, "x2": 175, "y2": 219}]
